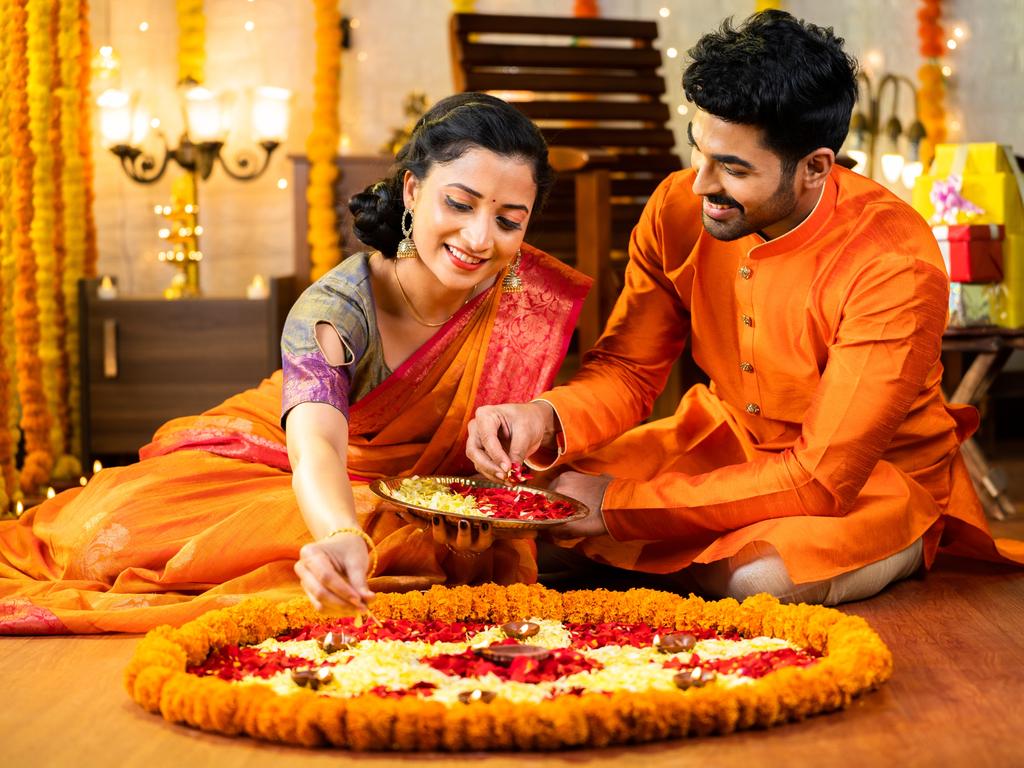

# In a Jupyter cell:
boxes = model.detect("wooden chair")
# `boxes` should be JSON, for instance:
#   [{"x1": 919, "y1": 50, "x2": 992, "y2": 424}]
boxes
[{"x1": 450, "y1": 12, "x2": 682, "y2": 351}]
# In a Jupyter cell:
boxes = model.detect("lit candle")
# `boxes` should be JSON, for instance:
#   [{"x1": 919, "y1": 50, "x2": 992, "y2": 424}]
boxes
[
  {"x1": 45, "y1": 487, "x2": 56, "y2": 500},
  {"x1": 97, "y1": 275, "x2": 118, "y2": 300},
  {"x1": 15, "y1": 500, "x2": 24, "y2": 516},
  {"x1": 79, "y1": 476, "x2": 88, "y2": 486},
  {"x1": 246, "y1": 274, "x2": 269, "y2": 300},
  {"x1": 93, "y1": 459, "x2": 103, "y2": 474}
]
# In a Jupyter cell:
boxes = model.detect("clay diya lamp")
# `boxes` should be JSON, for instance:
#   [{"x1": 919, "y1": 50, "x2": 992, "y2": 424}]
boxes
[
  {"x1": 477, "y1": 644, "x2": 551, "y2": 666},
  {"x1": 320, "y1": 631, "x2": 357, "y2": 653},
  {"x1": 655, "y1": 632, "x2": 697, "y2": 654},
  {"x1": 458, "y1": 689, "x2": 498, "y2": 704},
  {"x1": 291, "y1": 667, "x2": 334, "y2": 690},
  {"x1": 501, "y1": 621, "x2": 540, "y2": 640},
  {"x1": 673, "y1": 667, "x2": 717, "y2": 690}
]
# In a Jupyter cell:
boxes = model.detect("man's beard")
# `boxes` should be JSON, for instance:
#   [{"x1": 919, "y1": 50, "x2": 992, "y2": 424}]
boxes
[{"x1": 701, "y1": 173, "x2": 798, "y2": 242}]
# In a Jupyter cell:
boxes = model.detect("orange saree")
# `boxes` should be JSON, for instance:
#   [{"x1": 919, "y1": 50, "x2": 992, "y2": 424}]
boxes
[{"x1": 0, "y1": 245, "x2": 589, "y2": 633}]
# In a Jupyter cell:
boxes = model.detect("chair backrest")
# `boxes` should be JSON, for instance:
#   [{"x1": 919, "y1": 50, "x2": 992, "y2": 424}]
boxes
[{"x1": 450, "y1": 13, "x2": 682, "y2": 279}]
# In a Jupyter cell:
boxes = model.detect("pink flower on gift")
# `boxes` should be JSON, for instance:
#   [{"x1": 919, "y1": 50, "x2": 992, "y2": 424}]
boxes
[{"x1": 930, "y1": 175, "x2": 985, "y2": 225}]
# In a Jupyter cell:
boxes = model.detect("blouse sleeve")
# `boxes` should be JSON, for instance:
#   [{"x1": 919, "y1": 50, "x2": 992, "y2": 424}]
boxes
[{"x1": 280, "y1": 271, "x2": 371, "y2": 425}]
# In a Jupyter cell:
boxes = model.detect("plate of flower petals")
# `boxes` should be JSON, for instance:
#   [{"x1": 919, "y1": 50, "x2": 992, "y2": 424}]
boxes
[{"x1": 370, "y1": 475, "x2": 588, "y2": 530}]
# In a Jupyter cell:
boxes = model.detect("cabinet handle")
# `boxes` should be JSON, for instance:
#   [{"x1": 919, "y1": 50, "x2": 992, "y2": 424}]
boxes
[{"x1": 102, "y1": 319, "x2": 118, "y2": 378}]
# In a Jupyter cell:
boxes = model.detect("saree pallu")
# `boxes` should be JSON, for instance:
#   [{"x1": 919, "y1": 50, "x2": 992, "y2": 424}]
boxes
[{"x1": 0, "y1": 246, "x2": 590, "y2": 634}]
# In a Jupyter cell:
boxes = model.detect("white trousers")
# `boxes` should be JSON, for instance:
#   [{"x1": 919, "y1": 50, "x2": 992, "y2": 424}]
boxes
[{"x1": 686, "y1": 538, "x2": 925, "y2": 606}]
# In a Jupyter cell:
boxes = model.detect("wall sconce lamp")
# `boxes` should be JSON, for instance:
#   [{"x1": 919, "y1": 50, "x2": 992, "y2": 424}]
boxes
[
  {"x1": 844, "y1": 72, "x2": 927, "y2": 188},
  {"x1": 97, "y1": 80, "x2": 291, "y2": 184}
]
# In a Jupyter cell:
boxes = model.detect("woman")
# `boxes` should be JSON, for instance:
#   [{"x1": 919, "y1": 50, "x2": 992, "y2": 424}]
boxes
[{"x1": 0, "y1": 93, "x2": 590, "y2": 633}]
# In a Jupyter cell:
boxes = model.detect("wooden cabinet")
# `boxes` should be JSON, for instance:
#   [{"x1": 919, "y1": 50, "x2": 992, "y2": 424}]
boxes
[{"x1": 78, "y1": 276, "x2": 296, "y2": 465}]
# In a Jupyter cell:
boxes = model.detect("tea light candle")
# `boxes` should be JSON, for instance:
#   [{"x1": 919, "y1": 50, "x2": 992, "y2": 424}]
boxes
[
  {"x1": 97, "y1": 275, "x2": 118, "y2": 300},
  {"x1": 93, "y1": 460, "x2": 103, "y2": 474},
  {"x1": 246, "y1": 274, "x2": 269, "y2": 300},
  {"x1": 79, "y1": 476, "x2": 88, "y2": 486},
  {"x1": 45, "y1": 487, "x2": 56, "y2": 500}
]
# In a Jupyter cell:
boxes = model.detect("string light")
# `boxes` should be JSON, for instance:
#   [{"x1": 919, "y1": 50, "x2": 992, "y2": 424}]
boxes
[
  {"x1": 946, "y1": 39, "x2": 957, "y2": 50},
  {"x1": 93, "y1": 459, "x2": 103, "y2": 474},
  {"x1": 666, "y1": 47, "x2": 678, "y2": 58},
  {"x1": 139, "y1": 21, "x2": 149, "y2": 32},
  {"x1": 244, "y1": 20, "x2": 255, "y2": 32},
  {"x1": 277, "y1": 177, "x2": 288, "y2": 189},
  {"x1": 941, "y1": 65, "x2": 952, "y2": 77},
  {"x1": 659, "y1": 7, "x2": 670, "y2": 18},
  {"x1": 677, "y1": 104, "x2": 688, "y2": 115}
]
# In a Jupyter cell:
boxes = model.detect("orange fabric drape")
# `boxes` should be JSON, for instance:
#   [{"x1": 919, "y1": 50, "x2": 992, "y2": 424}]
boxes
[
  {"x1": 0, "y1": 248, "x2": 589, "y2": 634},
  {"x1": 539, "y1": 166, "x2": 1024, "y2": 581}
]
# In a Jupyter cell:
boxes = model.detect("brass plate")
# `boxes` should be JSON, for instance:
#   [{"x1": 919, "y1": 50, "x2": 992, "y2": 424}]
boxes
[{"x1": 369, "y1": 475, "x2": 588, "y2": 530}]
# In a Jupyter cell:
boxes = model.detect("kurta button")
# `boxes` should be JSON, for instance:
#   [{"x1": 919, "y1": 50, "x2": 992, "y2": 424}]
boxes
[
  {"x1": 739, "y1": 266, "x2": 752, "y2": 279},
  {"x1": 746, "y1": 402, "x2": 760, "y2": 415},
  {"x1": 740, "y1": 362, "x2": 754, "y2": 373},
  {"x1": 741, "y1": 314, "x2": 753, "y2": 327}
]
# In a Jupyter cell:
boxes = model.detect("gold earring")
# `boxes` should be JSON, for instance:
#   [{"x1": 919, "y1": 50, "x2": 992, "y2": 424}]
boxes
[
  {"x1": 396, "y1": 207, "x2": 418, "y2": 259},
  {"x1": 502, "y1": 250, "x2": 522, "y2": 293}
]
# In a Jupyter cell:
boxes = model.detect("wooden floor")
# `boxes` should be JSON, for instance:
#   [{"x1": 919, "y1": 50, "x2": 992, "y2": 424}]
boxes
[{"x1": 3, "y1": 447, "x2": 1024, "y2": 768}]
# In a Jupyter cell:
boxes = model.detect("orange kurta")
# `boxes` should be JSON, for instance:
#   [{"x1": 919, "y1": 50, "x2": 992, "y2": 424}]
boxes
[{"x1": 539, "y1": 166, "x2": 1024, "y2": 582}]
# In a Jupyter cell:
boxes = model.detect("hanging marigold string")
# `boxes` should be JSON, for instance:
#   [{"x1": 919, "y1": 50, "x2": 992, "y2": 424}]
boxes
[
  {"x1": 78, "y1": 0, "x2": 97, "y2": 279},
  {"x1": 755, "y1": 0, "x2": 783, "y2": 10},
  {"x1": 56, "y1": 0, "x2": 86, "y2": 472},
  {"x1": 12, "y1": 0, "x2": 52, "y2": 494},
  {"x1": 177, "y1": 0, "x2": 205, "y2": 84},
  {"x1": 916, "y1": 0, "x2": 947, "y2": 169},
  {"x1": 0, "y1": 0, "x2": 18, "y2": 511},
  {"x1": 452, "y1": 0, "x2": 476, "y2": 11},
  {"x1": 307, "y1": 0, "x2": 342, "y2": 282},
  {"x1": 26, "y1": 0, "x2": 66, "y2": 487},
  {"x1": 573, "y1": 1, "x2": 598, "y2": 17}
]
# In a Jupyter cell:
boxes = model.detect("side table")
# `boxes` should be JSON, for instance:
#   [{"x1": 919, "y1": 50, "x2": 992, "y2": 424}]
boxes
[{"x1": 942, "y1": 326, "x2": 1024, "y2": 520}]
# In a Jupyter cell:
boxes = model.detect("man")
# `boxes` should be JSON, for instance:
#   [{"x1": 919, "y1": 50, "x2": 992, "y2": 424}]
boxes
[{"x1": 467, "y1": 10, "x2": 1021, "y2": 604}]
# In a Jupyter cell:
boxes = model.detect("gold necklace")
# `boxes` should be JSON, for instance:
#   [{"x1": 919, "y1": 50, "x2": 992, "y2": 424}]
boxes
[{"x1": 393, "y1": 259, "x2": 468, "y2": 328}]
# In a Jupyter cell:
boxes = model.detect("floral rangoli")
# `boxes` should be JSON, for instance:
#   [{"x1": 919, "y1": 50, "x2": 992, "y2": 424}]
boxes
[{"x1": 125, "y1": 584, "x2": 893, "y2": 750}]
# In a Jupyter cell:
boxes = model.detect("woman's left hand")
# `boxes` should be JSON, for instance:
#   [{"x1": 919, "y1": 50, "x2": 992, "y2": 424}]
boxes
[{"x1": 546, "y1": 471, "x2": 612, "y2": 539}]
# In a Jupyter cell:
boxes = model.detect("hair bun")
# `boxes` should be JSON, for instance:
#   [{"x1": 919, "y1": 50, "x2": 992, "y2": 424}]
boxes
[{"x1": 349, "y1": 177, "x2": 403, "y2": 255}]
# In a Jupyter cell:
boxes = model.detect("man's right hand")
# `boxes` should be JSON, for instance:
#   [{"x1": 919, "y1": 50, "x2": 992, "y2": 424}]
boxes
[{"x1": 466, "y1": 402, "x2": 557, "y2": 482}]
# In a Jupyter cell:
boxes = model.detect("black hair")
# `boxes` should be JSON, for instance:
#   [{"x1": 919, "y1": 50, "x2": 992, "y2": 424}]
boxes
[
  {"x1": 683, "y1": 10, "x2": 858, "y2": 174},
  {"x1": 349, "y1": 92, "x2": 554, "y2": 257}
]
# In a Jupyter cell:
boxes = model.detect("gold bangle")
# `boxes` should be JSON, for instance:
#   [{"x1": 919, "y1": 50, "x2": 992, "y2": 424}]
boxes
[{"x1": 325, "y1": 526, "x2": 378, "y2": 578}]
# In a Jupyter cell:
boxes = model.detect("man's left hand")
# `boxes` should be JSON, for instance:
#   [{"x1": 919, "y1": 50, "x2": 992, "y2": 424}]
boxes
[{"x1": 547, "y1": 471, "x2": 613, "y2": 539}]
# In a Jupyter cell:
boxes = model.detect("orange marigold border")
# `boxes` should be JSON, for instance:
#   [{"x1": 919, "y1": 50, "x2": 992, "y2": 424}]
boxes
[{"x1": 124, "y1": 584, "x2": 893, "y2": 751}]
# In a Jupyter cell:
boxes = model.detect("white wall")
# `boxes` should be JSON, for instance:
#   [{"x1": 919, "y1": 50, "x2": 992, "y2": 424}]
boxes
[{"x1": 91, "y1": 0, "x2": 1024, "y2": 296}]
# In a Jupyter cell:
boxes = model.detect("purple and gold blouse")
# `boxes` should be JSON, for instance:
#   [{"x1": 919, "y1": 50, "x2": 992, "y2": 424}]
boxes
[{"x1": 281, "y1": 252, "x2": 391, "y2": 424}]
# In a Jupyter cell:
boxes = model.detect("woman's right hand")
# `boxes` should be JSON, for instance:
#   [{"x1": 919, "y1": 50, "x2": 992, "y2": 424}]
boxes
[{"x1": 294, "y1": 532, "x2": 376, "y2": 611}]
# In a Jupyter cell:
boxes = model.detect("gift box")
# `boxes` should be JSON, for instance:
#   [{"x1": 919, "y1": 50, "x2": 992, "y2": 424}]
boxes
[
  {"x1": 948, "y1": 282, "x2": 1006, "y2": 328},
  {"x1": 913, "y1": 172, "x2": 1022, "y2": 226},
  {"x1": 912, "y1": 142, "x2": 1024, "y2": 231},
  {"x1": 932, "y1": 224, "x2": 1004, "y2": 283},
  {"x1": 998, "y1": 233, "x2": 1024, "y2": 328},
  {"x1": 930, "y1": 143, "x2": 1015, "y2": 175}
]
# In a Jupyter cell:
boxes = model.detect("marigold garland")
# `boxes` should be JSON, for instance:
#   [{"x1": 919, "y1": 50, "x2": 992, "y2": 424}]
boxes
[
  {"x1": 78, "y1": 0, "x2": 97, "y2": 279},
  {"x1": 57, "y1": 0, "x2": 86, "y2": 463},
  {"x1": 11, "y1": 0, "x2": 52, "y2": 493},
  {"x1": 126, "y1": 585, "x2": 893, "y2": 751},
  {"x1": 916, "y1": 0, "x2": 947, "y2": 169},
  {"x1": 307, "y1": 0, "x2": 342, "y2": 283},
  {"x1": 176, "y1": 0, "x2": 204, "y2": 84},
  {"x1": 0, "y1": 0, "x2": 17, "y2": 509}
]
